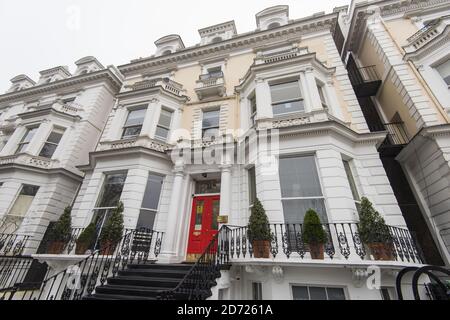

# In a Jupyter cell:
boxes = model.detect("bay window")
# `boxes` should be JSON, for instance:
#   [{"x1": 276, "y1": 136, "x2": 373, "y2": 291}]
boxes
[
  {"x1": 39, "y1": 128, "x2": 65, "y2": 158},
  {"x1": 270, "y1": 81, "x2": 304, "y2": 116},
  {"x1": 122, "y1": 107, "x2": 147, "y2": 139},
  {"x1": 154, "y1": 108, "x2": 173, "y2": 142},
  {"x1": 137, "y1": 174, "x2": 164, "y2": 230},
  {"x1": 279, "y1": 155, "x2": 327, "y2": 223},
  {"x1": 16, "y1": 127, "x2": 38, "y2": 154}
]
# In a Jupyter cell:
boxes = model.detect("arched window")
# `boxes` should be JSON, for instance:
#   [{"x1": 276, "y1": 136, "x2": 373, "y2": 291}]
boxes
[
  {"x1": 211, "y1": 37, "x2": 222, "y2": 43},
  {"x1": 80, "y1": 69, "x2": 89, "y2": 75},
  {"x1": 162, "y1": 50, "x2": 172, "y2": 56},
  {"x1": 268, "y1": 22, "x2": 281, "y2": 29}
]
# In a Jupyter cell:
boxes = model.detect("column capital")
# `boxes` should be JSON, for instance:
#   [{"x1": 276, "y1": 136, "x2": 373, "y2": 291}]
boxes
[{"x1": 219, "y1": 164, "x2": 233, "y2": 171}]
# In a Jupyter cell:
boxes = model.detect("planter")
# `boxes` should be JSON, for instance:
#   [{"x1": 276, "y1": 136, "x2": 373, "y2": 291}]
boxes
[
  {"x1": 368, "y1": 243, "x2": 393, "y2": 261},
  {"x1": 75, "y1": 242, "x2": 90, "y2": 255},
  {"x1": 47, "y1": 241, "x2": 66, "y2": 254},
  {"x1": 100, "y1": 241, "x2": 117, "y2": 256},
  {"x1": 309, "y1": 243, "x2": 324, "y2": 260},
  {"x1": 252, "y1": 240, "x2": 271, "y2": 258}
]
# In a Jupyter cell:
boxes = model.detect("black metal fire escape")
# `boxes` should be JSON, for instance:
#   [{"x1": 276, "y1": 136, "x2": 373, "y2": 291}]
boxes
[{"x1": 346, "y1": 54, "x2": 444, "y2": 266}]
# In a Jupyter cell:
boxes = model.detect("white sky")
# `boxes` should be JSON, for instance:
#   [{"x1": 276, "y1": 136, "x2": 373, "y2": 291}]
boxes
[{"x1": 0, "y1": 0, "x2": 349, "y2": 93}]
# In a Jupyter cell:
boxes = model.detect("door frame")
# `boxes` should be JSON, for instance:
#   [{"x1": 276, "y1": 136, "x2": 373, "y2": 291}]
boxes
[{"x1": 186, "y1": 194, "x2": 221, "y2": 262}]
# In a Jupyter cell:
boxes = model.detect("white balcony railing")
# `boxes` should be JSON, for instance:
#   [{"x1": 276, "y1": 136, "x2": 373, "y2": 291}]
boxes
[
  {"x1": 125, "y1": 78, "x2": 186, "y2": 96},
  {"x1": 0, "y1": 153, "x2": 58, "y2": 169},
  {"x1": 97, "y1": 136, "x2": 171, "y2": 153}
]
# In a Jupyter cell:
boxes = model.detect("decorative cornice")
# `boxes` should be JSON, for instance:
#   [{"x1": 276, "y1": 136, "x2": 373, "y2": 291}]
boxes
[
  {"x1": 404, "y1": 25, "x2": 450, "y2": 61},
  {"x1": 0, "y1": 69, "x2": 123, "y2": 105},
  {"x1": 118, "y1": 13, "x2": 338, "y2": 76}
]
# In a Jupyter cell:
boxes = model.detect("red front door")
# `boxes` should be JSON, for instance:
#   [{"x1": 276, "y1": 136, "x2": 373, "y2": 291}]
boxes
[{"x1": 187, "y1": 195, "x2": 220, "y2": 261}]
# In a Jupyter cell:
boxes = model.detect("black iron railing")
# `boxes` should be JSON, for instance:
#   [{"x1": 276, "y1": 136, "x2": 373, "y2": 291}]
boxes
[
  {"x1": 158, "y1": 226, "x2": 230, "y2": 300},
  {"x1": 0, "y1": 234, "x2": 31, "y2": 256},
  {"x1": 37, "y1": 227, "x2": 85, "y2": 255},
  {"x1": 370, "y1": 122, "x2": 410, "y2": 146},
  {"x1": 348, "y1": 65, "x2": 380, "y2": 86},
  {"x1": 0, "y1": 256, "x2": 35, "y2": 291},
  {"x1": 226, "y1": 223, "x2": 422, "y2": 264},
  {"x1": 1, "y1": 228, "x2": 164, "y2": 300}
]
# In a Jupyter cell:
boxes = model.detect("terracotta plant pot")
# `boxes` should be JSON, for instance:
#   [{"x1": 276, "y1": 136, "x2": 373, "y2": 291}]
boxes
[
  {"x1": 309, "y1": 243, "x2": 324, "y2": 260},
  {"x1": 252, "y1": 240, "x2": 271, "y2": 258},
  {"x1": 368, "y1": 243, "x2": 393, "y2": 261},
  {"x1": 100, "y1": 241, "x2": 117, "y2": 256},
  {"x1": 75, "y1": 242, "x2": 90, "y2": 255},
  {"x1": 47, "y1": 241, "x2": 66, "y2": 254}
]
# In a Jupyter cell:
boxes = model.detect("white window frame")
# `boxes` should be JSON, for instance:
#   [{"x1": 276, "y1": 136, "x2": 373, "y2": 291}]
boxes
[
  {"x1": 269, "y1": 80, "x2": 305, "y2": 116},
  {"x1": 38, "y1": 127, "x2": 65, "y2": 159},
  {"x1": 201, "y1": 108, "x2": 221, "y2": 139},
  {"x1": 15, "y1": 126, "x2": 39, "y2": 154},
  {"x1": 154, "y1": 108, "x2": 173, "y2": 142},
  {"x1": 279, "y1": 154, "x2": 328, "y2": 223},
  {"x1": 121, "y1": 105, "x2": 148, "y2": 139},
  {"x1": 290, "y1": 284, "x2": 347, "y2": 300}
]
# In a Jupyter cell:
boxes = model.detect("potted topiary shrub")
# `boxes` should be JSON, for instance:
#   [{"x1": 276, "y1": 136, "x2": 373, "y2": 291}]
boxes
[
  {"x1": 358, "y1": 197, "x2": 393, "y2": 261},
  {"x1": 248, "y1": 198, "x2": 272, "y2": 258},
  {"x1": 75, "y1": 222, "x2": 96, "y2": 255},
  {"x1": 98, "y1": 201, "x2": 124, "y2": 255},
  {"x1": 302, "y1": 209, "x2": 327, "y2": 260},
  {"x1": 47, "y1": 206, "x2": 72, "y2": 254}
]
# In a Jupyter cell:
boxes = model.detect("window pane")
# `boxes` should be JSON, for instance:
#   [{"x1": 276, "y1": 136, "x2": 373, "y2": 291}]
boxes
[
  {"x1": 343, "y1": 160, "x2": 360, "y2": 201},
  {"x1": 252, "y1": 283, "x2": 263, "y2": 300},
  {"x1": 270, "y1": 82, "x2": 302, "y2": 103},
  {"x1": 282, "y1": 199, "x2": 327, "y2": 223},
  {"x1": 202, "y1": 128, "x2": 220, "y2": 139},
  {"x1": 21, "y1": 185, "x2": 39, "y2": 196},
  {"x1": 292, "y1": 286, "x2": 309, "y2": 300},
  {"x1": 279, "y1": 156, "x2": 322, "y2": 198},
  {"x1": 136, "y1": 209, "x2": 157, "y2": 230},
  {"x1": 211, "y1": 199, "x2": 220, "y2": 230},
  {"x1": 125, "y1": 108, "x2": 146, "y2": 127},
  {"x1": 16, "y1": 143, "x2": 28, "y2": 154},
  {"x1": 122, "y1": 126, "x2": 142, "y2": 138},
  {"x1": 141, "y1": 174, "x2": 164, "y2": 211},
  {"x1": 47, "y1": 131, "x2": 63, "y2": 144},
  {"x1": 248, "y1": 167, "x2": 256, "y2": 206},
  {"x1": 194, "y1": 200, "x2": 204, "y2": 231},
  {"x1": 195, "y1": 180, "x2": 221, "y2": 194},
  {"x1": 22, "y1": 128, "x2": 38, "y2": 143},
  {"x1": 272, "y1": 100, "x2": 304, "y2": 115},
  {"x1": 309, "y1": 287, "x2": 327, "y2": 300},
  {"x1": 155, "y1": 126, "x2": 169, "y2": 141},
  {"x1": 202, "y1": 110, "x2": 220, "y2": 128},
  {"x1": 327, "y1": 288, "x2": 346, "y2": 300},
  {"x1": 97, "y1": 173, "x2": 127, "y2": 208},
  {"x1": 381, "y1": 288, "x2": 391, "y2": 300},
  {"x1": 158, "y1": 109, "x2": 173, "y2": 128},
  {"x1": 39, "y1": 143, "x2": 58, "y2": 158}
]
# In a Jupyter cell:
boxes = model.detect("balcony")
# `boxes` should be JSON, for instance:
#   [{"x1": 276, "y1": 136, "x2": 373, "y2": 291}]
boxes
[
  {"x1": 195, "y1": 72, "x2": 226, "y2": 100},
  {"x1": 370, "y1": 122, "x2": 410, "y2": 146},
  {"x1": 348, "y1": 65, "x2": 382, "y2": 98},
  {"x1": 97, "y1": 135, "x2": 171, "y2": 153},
  {"x1": 404, "y1": 17, "x2": 449, "y2": 53},
  {"x1": 225, "y1": 223, "x2": 423, "y2": 265},
  {"x1": 0, "y1": 153, "x2": 58, "y2": 170},
  {"x1": 124, "y1": 78, "x2": 186, "y2": 97}
]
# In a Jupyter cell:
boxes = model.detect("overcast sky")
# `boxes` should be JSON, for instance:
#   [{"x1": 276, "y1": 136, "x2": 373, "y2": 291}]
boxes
[{"x1": 0, "y1": 0, "x2": 349, "y2": 92}]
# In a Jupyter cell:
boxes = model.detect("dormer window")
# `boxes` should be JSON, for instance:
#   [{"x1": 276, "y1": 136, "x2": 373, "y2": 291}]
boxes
[
  {"x1": 270, "y1": 81, "x2": 304, "y2": 116},
  {"x1": 45, "y1": 78, "x2": 52, "y2": 84},
  {"x1": 162, "y1": 50, "x2": 172, "y2": 56},
  {"x1": 80, "y1": 69, "x2": 89, "y2": 75},
  {"x1": 122, "y1": 107, "x2": 147, "y2": 139},
  {"x1": 212, "y1": 37, "x2": 223, "y2": 43}
]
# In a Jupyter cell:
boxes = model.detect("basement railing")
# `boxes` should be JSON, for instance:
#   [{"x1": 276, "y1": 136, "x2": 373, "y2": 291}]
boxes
[{"x1": 1, "y1": 228, "x2": 164, "y2": 300}]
